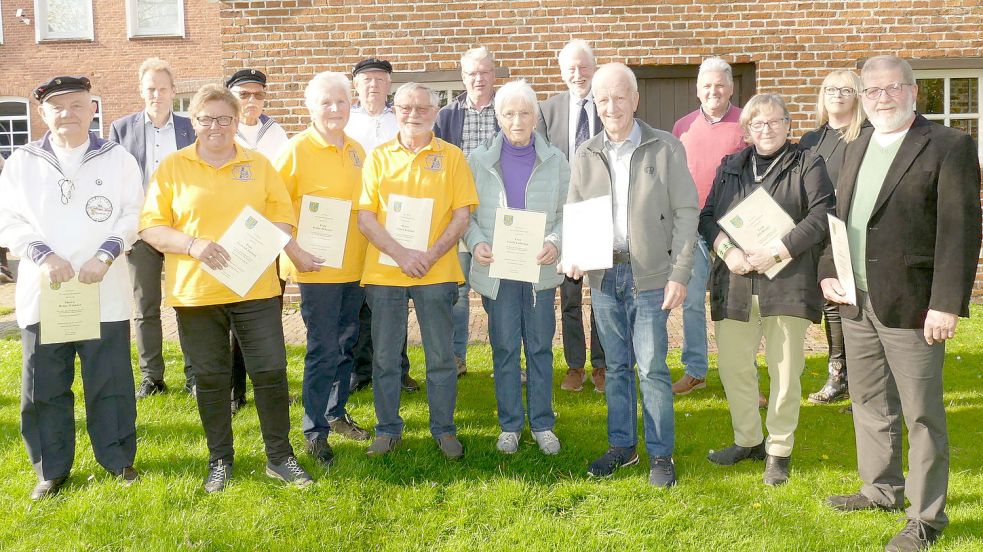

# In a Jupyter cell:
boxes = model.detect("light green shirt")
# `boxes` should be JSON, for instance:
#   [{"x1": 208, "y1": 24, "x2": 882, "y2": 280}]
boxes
[{"x1": 847, "y1": 137, "x2": 904, "y2": 291}]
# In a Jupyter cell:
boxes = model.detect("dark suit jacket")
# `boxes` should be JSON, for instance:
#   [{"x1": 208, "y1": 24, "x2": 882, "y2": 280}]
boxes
[
  {"x1": 536, "y1": 90, "x2": 602, "y2": 159},
  {"x1": 108, "y1": 111, "x2": 196, "y2": 183},
  {"x1": 818, "y1": 114, "x2": 981, "y2": 328}
]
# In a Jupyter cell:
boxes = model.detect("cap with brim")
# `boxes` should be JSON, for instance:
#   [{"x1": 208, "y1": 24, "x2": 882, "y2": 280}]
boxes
[
  {"x1": 33, "y1": 76, "x2": 92, "y2": 103},
  {"x1": 353, "y1": 58, "x2": 393, "y2": 77},
  {"x1": 226, "y1": 69, "x2": 267, "y2": 88}
]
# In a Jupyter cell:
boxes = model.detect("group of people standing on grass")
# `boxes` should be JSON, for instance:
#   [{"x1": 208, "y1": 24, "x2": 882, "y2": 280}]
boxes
[{"x1": 0, "y1": 41, "x2": 978, "y2": 552}]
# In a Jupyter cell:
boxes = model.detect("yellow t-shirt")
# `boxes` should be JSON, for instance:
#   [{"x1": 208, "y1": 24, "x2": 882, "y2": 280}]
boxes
[
  {"x1": 140, "y1": 144, "x2": 295, "y2": 307},
  {"x1": 358, "y1": 134, "x2": 478, "y2": 287},
  {"x1": 274, "y1": 128, "x2": 367, "y2": 284}
]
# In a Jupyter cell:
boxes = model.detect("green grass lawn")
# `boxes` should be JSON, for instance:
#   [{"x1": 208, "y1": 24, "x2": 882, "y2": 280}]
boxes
[{"x1": 0, "y1": 309, "x2": 980, "y2": 551}]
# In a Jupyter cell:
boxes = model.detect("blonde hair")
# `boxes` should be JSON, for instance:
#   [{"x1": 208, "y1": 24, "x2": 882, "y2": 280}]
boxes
[
  {"x1": 739, "y1": 93, "x2": 790, "y2": 129},
  {"x1": 815, "y1": 70, "x2": 866, "y2": 143},
  {"x1": 138, "y1": 57, "x2": 175, "y2": 85},
  {"x1": 189, "y1": 84, "x2": 241, "y2": 120}
]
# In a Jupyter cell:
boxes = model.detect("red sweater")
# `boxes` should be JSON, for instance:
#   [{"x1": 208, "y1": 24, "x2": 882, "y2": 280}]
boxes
[{"x1": 672, "y1": 106, "x2": 746, "y2": 208}]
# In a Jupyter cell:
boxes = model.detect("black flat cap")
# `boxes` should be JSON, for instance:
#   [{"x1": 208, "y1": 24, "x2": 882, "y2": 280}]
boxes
[
  {"x1": 33, "y1": 76, "x2": 92, "y2": 103},
  {"x1": 353, "y1": 58, "x2": 393, "y2": 77},
  {"x1": 226, "y1": 69, "x2": 268, "y2": 88}
]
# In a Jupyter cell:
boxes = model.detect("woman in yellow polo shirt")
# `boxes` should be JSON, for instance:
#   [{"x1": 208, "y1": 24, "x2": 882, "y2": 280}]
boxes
[{"x1": 139, "y1": 84, "x2": 316, "y2": 493}]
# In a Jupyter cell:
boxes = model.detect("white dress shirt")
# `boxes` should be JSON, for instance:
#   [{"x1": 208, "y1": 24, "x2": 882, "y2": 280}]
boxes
[
  {"x1": 143, "y1": 111, "x2": 177, "y2": 187},
  {"x1": 603, "y1": 121, "x2": 642, "y2": 251}
]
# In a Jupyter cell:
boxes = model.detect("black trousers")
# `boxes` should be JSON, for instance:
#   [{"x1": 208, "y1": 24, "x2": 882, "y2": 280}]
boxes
[
  {"x1": 823, "y1": 301, "x2": 846, "y2": 365},
  {"x1": 231, "y1": 278, "x2": 285, "y2": 400},
  {"x1": 175, "y1": 298, "x2": 294, "y2": 465},
  {"x1": 352, "y1": 300, "x2": 411, "y2": 383},
  {"x1": 21, "y1": 321, "x2": 137, "y2": 480},
  {"x1": 559, "y1": 277, "x2": 606, "y2": 370}
]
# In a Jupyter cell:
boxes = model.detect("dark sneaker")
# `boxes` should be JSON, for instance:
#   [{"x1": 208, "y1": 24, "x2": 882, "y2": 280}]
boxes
[
  {"x1": 587, "y1": 446, "x2": 639, "y2": 477},
  {"x1": 648, "y1": 456, "x2": 677, "y2": 488},
  {"x1": 329, "y1": 414, "x2": 371, "y2": 441},
  {"x1": 367, "y1": 435, "x2": 401, "y2": 457},
  {"x1": 231, "y1": 395, "x2": 247, "y2": 416},
  {"x1": 306, "y1": 436, "x2": 334, "y2": 468},
  {"x1": 401, "y1": 373, "x2": 420, "y2": 392},
  {"x1": 349, "y1": 375, "x2": 371, "y2": 393},
  {"x1": 30, "y1": 476, "x2": 68, "y2": 500},
  {"x1": 203, "y1": 459, "x2": 232, "y2": 493},
  {"x1": 266, "y1": 456, "x2": 314, "y2": 488},
  {"x1": 111, "y1": 466, "x2": 140, "y2": 486},
  {"x1": 707, "y1": 441, "x2": 766, "y2": 466},
  {"x1": 763, "y1": 454, "x2": 791, "y2": 486},
  {"x1": 436, "y1": 434, "x2": 464, "y2": 459},
  {"x1": 135, "y1": 378, "x2": 167, "y2": 399},
  {"x1": 455, "y1": 356, "x2": 467, "y2": 378},
  {"x1": 885, "y1": 519, "x2": 941, "y2": 552},
  {"x1": 826, "y1": 491, "x2": 902, "y2": 512}
]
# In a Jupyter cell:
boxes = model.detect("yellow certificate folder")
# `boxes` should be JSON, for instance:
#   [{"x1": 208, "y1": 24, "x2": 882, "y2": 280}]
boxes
[{"x1": 40, "y1": 277, "x2": 101, "y2": 344}]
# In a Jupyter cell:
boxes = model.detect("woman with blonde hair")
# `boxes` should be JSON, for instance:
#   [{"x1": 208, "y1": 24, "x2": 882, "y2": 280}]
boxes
[{"x1": 800, "y1": 69, "x2": 870, "y2": 405}]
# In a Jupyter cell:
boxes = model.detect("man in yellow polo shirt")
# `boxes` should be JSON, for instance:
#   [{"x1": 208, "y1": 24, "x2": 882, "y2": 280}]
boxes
[
  {"x1": 357, "y1": 82, "x2": 478, "y2": 459},
  {"x1": 274, "y1": 71, "x2": 371, "y2": 467}
]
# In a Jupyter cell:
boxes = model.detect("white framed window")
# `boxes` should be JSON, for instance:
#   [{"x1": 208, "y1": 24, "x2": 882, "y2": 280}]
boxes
[
  {"x1": 0, "y1": 0, "x2": 5, "y2": 45},
  {"x1": 0, "y1": 98, "x2": 32, "y2": 159},
  {"x1": 915, "y1": 69, "x2": 983, "y2": 161},
  {"x1": 34, "y1": 0, "x2": 94, "y2": 41},
  {"x1": 172, "y1": 95, "x2": 192, "y2": 118},
  {"x1": 126, "y1": 0, "x2": 185, "y2": 38},
  {"x1": 427, "y1": 83, "x2": 466, "y2": 108},
  {"x1": 89, "y1": 96, "x2": 103, "y2": 138}
]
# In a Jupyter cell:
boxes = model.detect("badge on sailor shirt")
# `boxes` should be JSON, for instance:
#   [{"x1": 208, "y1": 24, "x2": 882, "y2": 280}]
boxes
[{"x1": 85, "y1": 195, "x2": 113, "y2": 222}]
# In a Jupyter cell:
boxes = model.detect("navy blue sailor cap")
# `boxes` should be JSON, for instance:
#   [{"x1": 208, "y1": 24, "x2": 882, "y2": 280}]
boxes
[
  {"x1": 226, "y1": 68, "x2": 268, "y2": 88},
  {"x1": 33, "y1": 76, "x2": 92, "y2": 103}
]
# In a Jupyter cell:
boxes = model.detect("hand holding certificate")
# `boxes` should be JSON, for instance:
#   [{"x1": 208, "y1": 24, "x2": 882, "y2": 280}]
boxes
[
  {"x1": 296, "y1": 194, "x2": 351, "y2": 269},
  {"x1": 379, "y1": 194, "x2": 434, "y2": 267},
  {"x1": 718, "y1": 187, "x2": 795, "y2": 279},
  {"x1": 201, "y1": 205, "x2": 290, "y2": 297},
  {"x1": 560, "y1": 195, "x2": 613, "y2": 273},
  {"x1": 826, "y1": 213, "x2": 857, "y2": 306},
  {"x1": 40, "y1": 276, "x2": 100, "y2": 344},
  {"x1": 489, "y1": 207, "x2": 547, "y2": 283}
]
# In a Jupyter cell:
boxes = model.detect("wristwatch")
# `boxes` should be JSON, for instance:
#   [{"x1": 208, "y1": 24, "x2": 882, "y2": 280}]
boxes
[{"x1": 95, "y1": 251, "x2": 114, "y2": 266}]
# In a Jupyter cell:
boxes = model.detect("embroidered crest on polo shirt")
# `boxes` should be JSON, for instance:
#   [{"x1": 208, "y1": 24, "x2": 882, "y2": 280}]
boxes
[
  {"x1": 423, "y1": 154, "x2": 443, "y2": 171},
  {"x1": 349, "y1": 150, "x2": 362, "y2": 168},
  {"x1": 232, "y1": 164, "x2": 254, "y2": 181},
  {"x1": 85, "y1": 196, "x2": 113, "y2": 222}
]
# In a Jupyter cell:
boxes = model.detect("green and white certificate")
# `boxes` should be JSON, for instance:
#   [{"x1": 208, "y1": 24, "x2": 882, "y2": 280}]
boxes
[
  {"x1": 489, "y1": 207, "x2": 547, "y2": 283},
  {"x1": 296, "y1": 194, "x2": 351, "y2": 269}
]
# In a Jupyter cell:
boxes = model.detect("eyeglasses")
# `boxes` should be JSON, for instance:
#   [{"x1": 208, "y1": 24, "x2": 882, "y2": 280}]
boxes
[
  {"x1": 861, "y1": 82, "x2": 913, "y2": 100},
  {"x1": 823, "y1": 86, "x2": 856, "y2": 97},
  {"x1": 195, "y1": 115, "x2": 235, "y2": 127},
  {"x1": 748, "y1": 118, "x2": 788, "y2": 132},
  {"x1": 395, "y1": 104, "x2": 434, "y2": 115},
  {"x1": 236, "y1": 91, "x2": 266, "y2": 101},
  {"x1": 500, "y1": 110, "x2": 534, "y2": 120},
  {"x1": 463, "y1": 70, "x2": 494, "y2": 80}
]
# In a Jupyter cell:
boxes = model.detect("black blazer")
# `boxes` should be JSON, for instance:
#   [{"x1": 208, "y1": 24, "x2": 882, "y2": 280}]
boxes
[{"x1": 818, "y1": 115, "x2": 982, "y2": 328}]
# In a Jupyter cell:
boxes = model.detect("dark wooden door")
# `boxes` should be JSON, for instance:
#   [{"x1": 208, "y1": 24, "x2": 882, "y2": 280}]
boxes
[{"x1": 631, "y1": 63, "x2": 756, "y2": 132}]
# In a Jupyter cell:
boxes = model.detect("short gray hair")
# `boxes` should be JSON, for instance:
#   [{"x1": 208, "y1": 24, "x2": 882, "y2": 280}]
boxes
[
  {"x1": 698, "y1": 56, "x2": 733, "y2": 84},
  {"x1": 592, "y1": 63, "x2": 637, "y2": 93},
  {"x1": 861, "y1": 55, "x2": 915, "y2": 85},
  {"x1": 494, "y1": 80, "x2": 538, "y2": 117},
  {"x1": 393, "y1": 82, "x2": 440, "y2": 107},
  {"x1": 461, "y1": 46, "x2": 495, "y2": 67},
  {"x1": 305, "y1": 72, "x2": 352, "y2": 111},
  {"x1": 558, "y1": 39, "x2": 595, "y2": 66}
]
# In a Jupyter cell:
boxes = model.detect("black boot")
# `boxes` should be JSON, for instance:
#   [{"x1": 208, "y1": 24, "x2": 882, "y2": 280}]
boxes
[{"x1": 808, "y1": 360, "x2": 848, "y2": 404}]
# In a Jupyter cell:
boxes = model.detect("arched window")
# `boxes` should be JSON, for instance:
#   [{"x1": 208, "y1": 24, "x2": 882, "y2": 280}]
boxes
[{"x1": 0, "y1": 98, "x2": 31, "y2": 159}]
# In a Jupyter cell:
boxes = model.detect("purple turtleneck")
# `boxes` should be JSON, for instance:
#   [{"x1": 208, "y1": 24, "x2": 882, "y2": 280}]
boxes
[{"x1": 501, "y1": 137, "x2": 536, "y2": 209}]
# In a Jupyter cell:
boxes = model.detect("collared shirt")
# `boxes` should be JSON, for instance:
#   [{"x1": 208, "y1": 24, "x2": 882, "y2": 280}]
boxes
[
  {"x1": 603, "y1": 121, "x2": 642, "y2": 250},
  {"x1": 143, "y1": 111, "x2": 177, "y2": 187},
  {"x1": 140, "y1": 144, "x2": 294, "y2": 307},
  {"x1": 567, "y1": 91, "x2": 596, "y2": 156},
  {"x1": 358, "y1": 133, "x2": 478, "y2": 287},
  {"x1": 345, "y1": 103, "x2": 399, "y2": 154},
  {"x1": 273, "y1": 128, "x2": 367, "y2": 284},
  {"x1": 461, "y1": 98, "x2": 497, "y2": 157},
  {"x1": 700, "y1": 104, "x2": 732, "y2": 125}
]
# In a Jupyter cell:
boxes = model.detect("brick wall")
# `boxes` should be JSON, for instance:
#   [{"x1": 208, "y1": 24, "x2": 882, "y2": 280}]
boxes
[{"x1": 0, "y1": 0, "x2": 223, "y2": 139}]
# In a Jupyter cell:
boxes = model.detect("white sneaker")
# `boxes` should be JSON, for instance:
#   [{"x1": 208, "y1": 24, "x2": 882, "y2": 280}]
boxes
[
  {"x1": 496, "y1": 431, "x2": 520, "y2": 454},
  {"x1": 532, "y1": 430, "x2": 561, "y2": 455}
]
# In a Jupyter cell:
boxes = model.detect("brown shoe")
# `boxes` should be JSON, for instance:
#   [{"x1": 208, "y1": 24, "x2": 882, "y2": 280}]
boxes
[
  {"x1": 455, "y1": 356, "x2": 467, "y2": 378},
  {"x1": 592, "y1": 367, "x2": 606, "y2": 394},
  {"x1": 759, "y1": 393, "x2": 768, "y2": 409},
  {"x1": 560, "y1": 368, "x2": 586, "y2": 392},
  {"x1": 672, "y1": 374, "x2": 707, "y2": 395},
  {"x1": 329, "y1": 413, "x2": 371, "y2": 441}
]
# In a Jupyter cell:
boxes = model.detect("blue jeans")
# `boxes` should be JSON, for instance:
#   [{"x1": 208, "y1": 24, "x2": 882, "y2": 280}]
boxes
[
  {"x1": 681, "y1": 238, "x2": 710, "y2": 380},
  {"x1": 452, "y1": 251, "x2": 471, "y2": 363},
  {"x1": 298, "y1": 281, "x2": 363, "y2": 440},
  {"x1": 482, "y1": 280, "x2": 557, "y2": 433},
  {"x1": 591, "y1": 263, "x2": 675, "y2": 457},
  {"x1": 366, "y1": 283, "x2": 458, "y2": 438}
]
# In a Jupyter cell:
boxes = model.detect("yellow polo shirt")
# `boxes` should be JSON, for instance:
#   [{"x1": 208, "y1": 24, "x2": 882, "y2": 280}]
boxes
[
  {"x1": 140, "y1": 144, "x2": 295, "y2": 307},
  {"x1": 274, "y1": 128, "x2": 367, "y2": 284},
  {"x1": 358, "y1": 134, "x2": 478, "y2": 287}
]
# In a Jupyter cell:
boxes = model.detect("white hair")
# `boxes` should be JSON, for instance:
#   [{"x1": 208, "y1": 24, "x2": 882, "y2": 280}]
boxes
[
  {"x1": 305, "y1": 71, "x2": 352, "y2": 110},
  {"x1": 592, "y1": 63, "x2": 637, "y2": 93},
  {"x1": 558, "y1": 39, "x2": 595, "y2": 66},
  {"x1": 861, "y1": 54, "x2": 915, "y2": 84},
  {"x1": 393, "y1": 82, "x2": 440, "y2": 107},
  {"x1": 494, "y1": 80, "x2": 538, "y2": 117},
  {"x1": 461, "y1": 46, "x2": 495, "y2": 67},
  {"x1": 698, "y1": 56, "x2": 733, "y2": 84}
]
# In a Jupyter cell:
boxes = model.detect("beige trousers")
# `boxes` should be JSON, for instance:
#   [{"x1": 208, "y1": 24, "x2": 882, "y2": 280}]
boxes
[{"x1": 715, "y1": 295, "x2": 811, "y2": 457}]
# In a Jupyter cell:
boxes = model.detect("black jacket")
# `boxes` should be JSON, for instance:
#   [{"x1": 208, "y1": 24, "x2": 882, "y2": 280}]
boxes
[
  {"x1": 799, "y1": 120, "x2": 872, "y2": 189},
  {"x1": 817, "y1": 114, "x2": 981, "y2": 328},
  {"x1": 700, "y1": 143, "x2": 835, "y2": 323}
]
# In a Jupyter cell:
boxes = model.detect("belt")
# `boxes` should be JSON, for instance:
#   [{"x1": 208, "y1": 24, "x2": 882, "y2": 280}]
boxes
[{"x1": 612, "y1": 250, "x2": 631, "y2": 264}]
